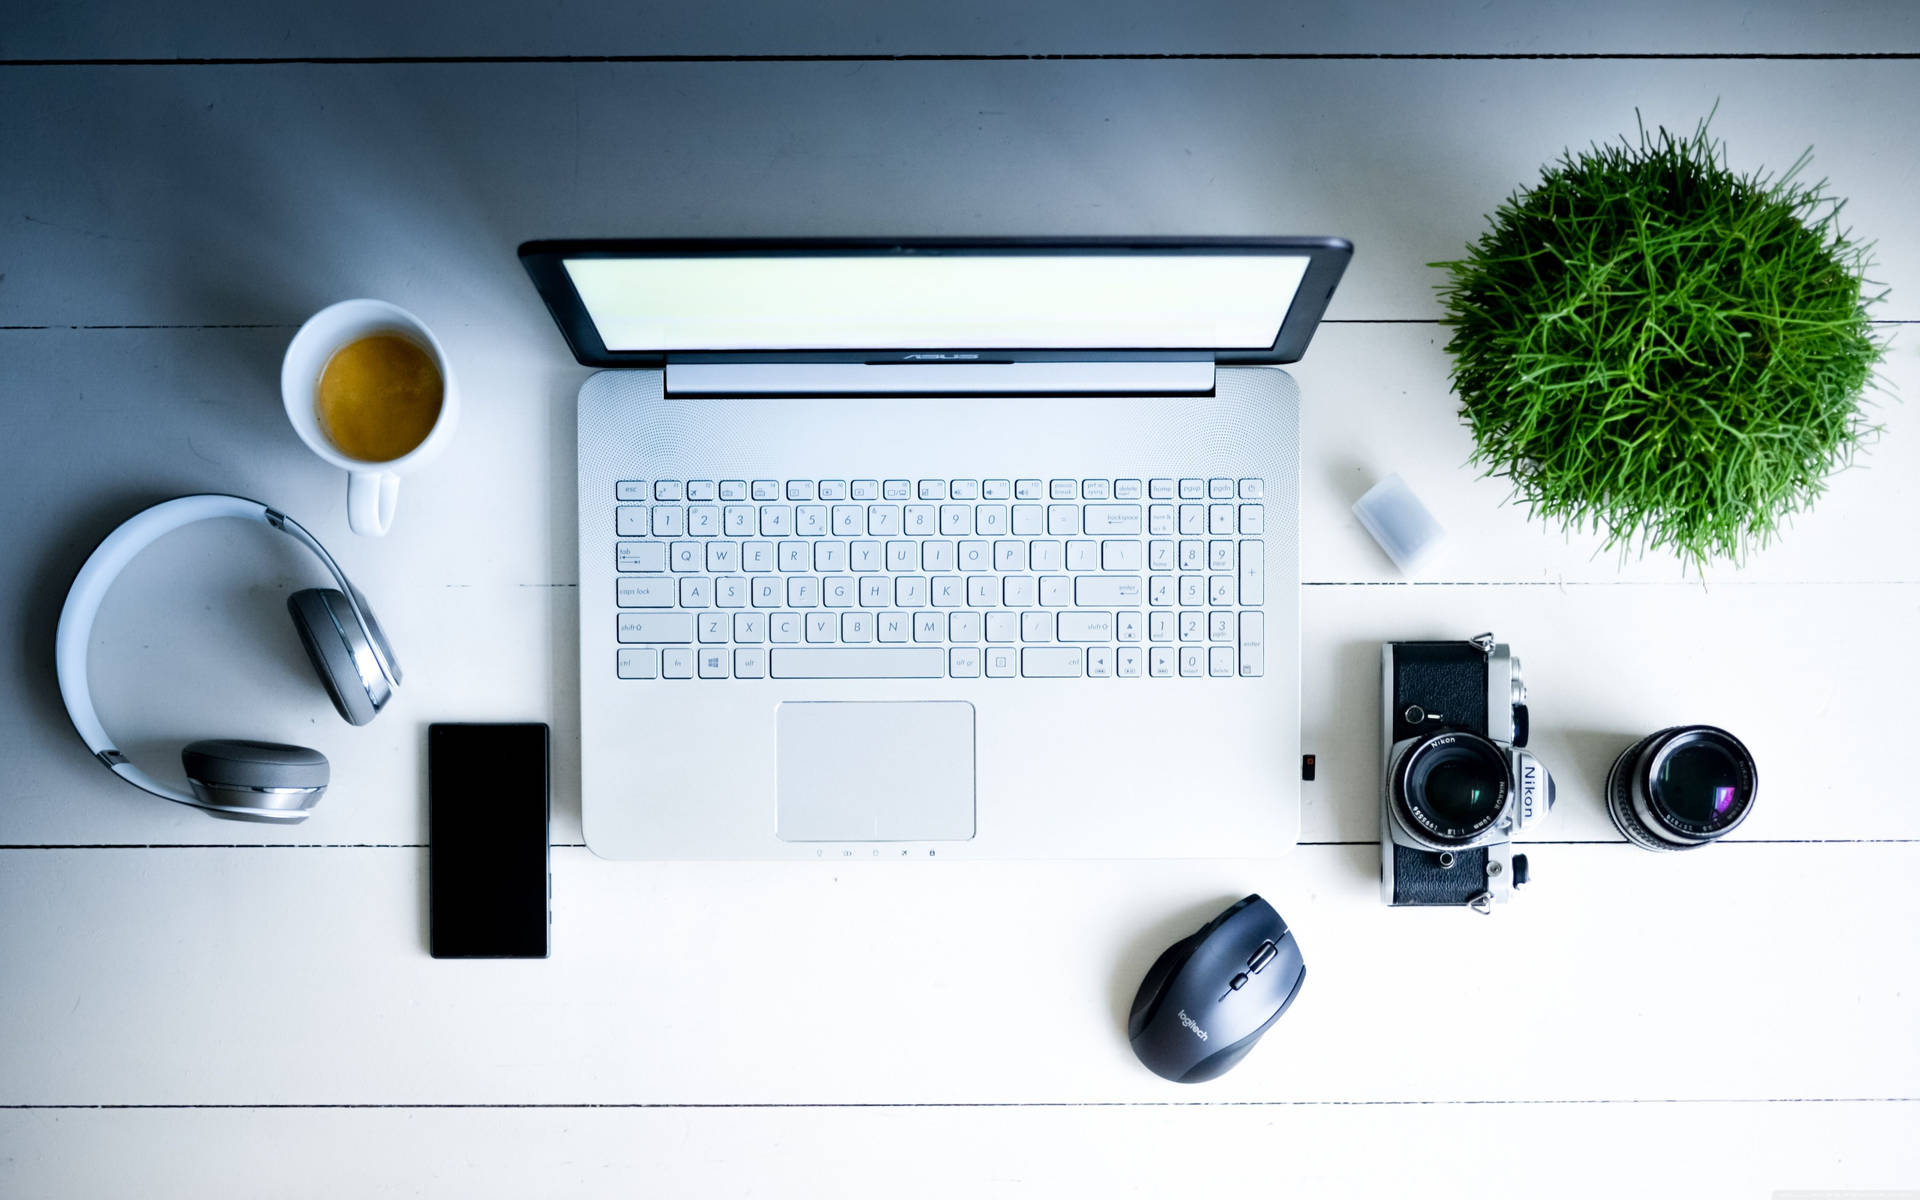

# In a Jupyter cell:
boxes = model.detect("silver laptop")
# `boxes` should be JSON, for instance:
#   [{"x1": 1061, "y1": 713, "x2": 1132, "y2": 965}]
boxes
[{"x1": 520, "y1": 238, "x2": 1351, "y2": 860}]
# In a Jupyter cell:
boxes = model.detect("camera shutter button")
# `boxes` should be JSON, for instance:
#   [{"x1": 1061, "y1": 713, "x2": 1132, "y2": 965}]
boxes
[{"x1": 1512, "y1": 703, "x2": 1530, "y2": 747}]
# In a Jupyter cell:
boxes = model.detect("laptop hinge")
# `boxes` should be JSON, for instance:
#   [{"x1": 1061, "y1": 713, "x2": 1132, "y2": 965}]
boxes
[{"x1": 664, "y1": 359, "x2": 1216, "y2": 397}]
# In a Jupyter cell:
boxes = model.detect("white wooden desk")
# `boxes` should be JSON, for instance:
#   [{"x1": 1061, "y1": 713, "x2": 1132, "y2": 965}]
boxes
[{"x1": 3, "y1": 5, "x2": 1917, "y2": 1195}]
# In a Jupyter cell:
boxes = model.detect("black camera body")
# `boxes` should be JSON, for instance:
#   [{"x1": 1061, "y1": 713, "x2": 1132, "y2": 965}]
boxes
[{"x1": 1380, "y1": 634, "x2": 1553, "y2": 913}]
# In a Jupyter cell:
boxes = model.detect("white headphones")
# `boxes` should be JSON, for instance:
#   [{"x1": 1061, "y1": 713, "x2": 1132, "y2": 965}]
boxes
[{"x1": 55, "y1": 495, "x2": 402, "y2": 823}]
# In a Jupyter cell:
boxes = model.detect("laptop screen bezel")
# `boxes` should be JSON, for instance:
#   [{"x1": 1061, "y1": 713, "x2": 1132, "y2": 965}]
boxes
[{"x1": 517, "y1": 237, "x2": 1352, "y2": 368}]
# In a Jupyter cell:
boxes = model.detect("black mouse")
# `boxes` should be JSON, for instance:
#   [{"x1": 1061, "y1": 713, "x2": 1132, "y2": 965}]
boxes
[{"x1": 1127, "y1": 895, "x2": 1306, "y2": 1083}]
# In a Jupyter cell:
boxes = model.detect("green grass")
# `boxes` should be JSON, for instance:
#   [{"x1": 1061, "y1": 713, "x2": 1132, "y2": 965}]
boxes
[{"x1": 1432, "y1": 115, "x2": 1885, "y2": 569}]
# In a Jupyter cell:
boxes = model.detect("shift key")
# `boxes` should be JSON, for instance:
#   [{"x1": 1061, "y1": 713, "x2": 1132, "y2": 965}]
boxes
[{"x1": 618, "y1": 613, "x2": 695, "y2": 643}]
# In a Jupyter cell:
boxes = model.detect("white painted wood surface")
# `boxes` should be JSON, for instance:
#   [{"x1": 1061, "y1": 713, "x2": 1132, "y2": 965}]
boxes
[{"x1": 2, "y1": 7, "x2": 1917, "y2": 1196}]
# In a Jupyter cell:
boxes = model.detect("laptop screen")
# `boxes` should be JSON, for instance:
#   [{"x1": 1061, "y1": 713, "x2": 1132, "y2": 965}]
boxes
[{"x1": 561, "y1": 252, "x2": 1312, "y2": 352}]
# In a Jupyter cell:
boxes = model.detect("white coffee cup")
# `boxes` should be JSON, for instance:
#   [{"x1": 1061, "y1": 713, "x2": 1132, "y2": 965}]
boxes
[{"x1": 282, "y1": 299, "x2": 458, "y2": 536}]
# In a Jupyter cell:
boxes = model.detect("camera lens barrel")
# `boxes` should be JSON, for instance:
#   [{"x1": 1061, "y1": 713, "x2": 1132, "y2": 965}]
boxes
[
  {"x1": 1606, "y1": 725, "x2": 1757, "y2": 851},
  {"x1": 1391, "y1": 732, "x2": 1511, "y2": 849}
]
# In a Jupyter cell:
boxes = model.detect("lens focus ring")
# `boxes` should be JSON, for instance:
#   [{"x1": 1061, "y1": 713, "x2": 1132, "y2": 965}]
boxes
[{"x1": 1393, "y1": 733, "x2": 1511, "y2": 849}]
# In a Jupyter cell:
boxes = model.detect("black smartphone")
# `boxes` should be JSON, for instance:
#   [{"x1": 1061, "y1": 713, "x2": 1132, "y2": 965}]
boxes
[{"x1": 428, "y1": 722, "x2": 550, "y2": 959}]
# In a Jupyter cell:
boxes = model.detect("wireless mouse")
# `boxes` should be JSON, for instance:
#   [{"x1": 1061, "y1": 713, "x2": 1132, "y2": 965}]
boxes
[{"x1": 1126, "y1": 894, "x2": 1306, "y2": 1083}]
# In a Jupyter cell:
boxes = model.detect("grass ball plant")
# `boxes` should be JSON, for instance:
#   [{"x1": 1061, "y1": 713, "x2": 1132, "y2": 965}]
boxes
[{"x1": 1433, "y1": 117, "x2": 1884, "y2": 569}]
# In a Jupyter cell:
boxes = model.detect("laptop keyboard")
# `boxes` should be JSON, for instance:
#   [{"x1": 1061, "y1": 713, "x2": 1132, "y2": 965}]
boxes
[{"x1": 608, "y1": 476, "x2": 1267, "y2": 681}]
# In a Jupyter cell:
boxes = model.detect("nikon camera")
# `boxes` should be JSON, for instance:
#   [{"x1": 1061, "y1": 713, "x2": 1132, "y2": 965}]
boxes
[{"x1": 1380, "y1": 634, "x2": 1554, "y2": 913}]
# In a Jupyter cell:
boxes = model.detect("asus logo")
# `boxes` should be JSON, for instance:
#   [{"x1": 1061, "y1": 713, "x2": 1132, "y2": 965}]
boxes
[
  {"x1": 900, "y1": 353, "x2": 979, "y2": 360},
  {"x1": 1177, "y1": 1009, "x2": 1209, "y2": 1041}
]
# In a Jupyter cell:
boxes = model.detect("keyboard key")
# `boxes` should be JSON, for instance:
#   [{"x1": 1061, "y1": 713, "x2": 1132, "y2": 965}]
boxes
[
  {"x1": 1239, "y1": 611, "x2": 1265, "y2": 677},
  {"x1": 1003, "y1": 576, "x2": 1037, "y2": 607},
  {"x1": 617, "y1": 506, "x2": 648, "y2": 536},
  {"x1": 1149, "y1": 505, "x2": 1175, "y2": 536},
  {"x1": 1209, "y1": 611, "x2": 1234, "y2": 642},
  {"x1": 833, "y1": 505, "x2": 864, "y2": 535},
  {"x1": 967, "y1": 576, "x2": 998, "y2": 607},
  {"x1": 949, "y1": 611, "x2": 982, "y2": 641},
  {"x1": 860, "y1": 577, "x2": 891, "y2": 607},
  {"x1": 1149, "y1": 612, "x2": 1174, "y2": 642},
  {"x1": 662, "y1": 649, "x2": 694, "y2": 679},
  {"x1": 1240, "y1": 540, "x2": 1265, "y2": 604},
  {"x1": 994, "y1": 540, "x2": 1026, "y2": 571},
  {"x1": 939, "y1": 504, "x2": 972, "y2": 535},
  {"x1": 1179, "y1": 479, "x2": 1203, "y2": 500},
  {"x1": 742, "y1": 542, "x2": 773, "y2": 572},
  {"x1": 1011, "y1": 504, "x2": 1045, "y2": 535},
  {"x1": 617, "y1": 648, "x2": 658, "y2": 679},
  {"x1": 850, "y1": 541, "x2": 883, "y2": 572},
  {"x1": 923, "y1": 541, "x2": 956, "y2": 572},
  {"x1": 868, "y1": 505, "x2": 901, "y2": 535},
  {"x1": 1116, "y1": 611, "x2": 1143, "y2": 642},
  {"x1": 1149, "y1": 576, "x2": 1174, "y2": 606},
  {"x1": 617, "y1": 481, "x2": 648, "y2": 501},
  {"x1": 679, "y1": 578, "x2": 713, "y2": 608},
  {"x1": 760, "y1": 505, "x2": 794, "y2": 536},
  {"x1": 1209, "y1": 478, "x2": 1233, "y2": 499},
  {"x1": 1180, "y1": 646, "x2": 1205, "y2": 677},
  {"x1": 735, "y1": 613, "x2": 767, "y2": 642},
  {"x1": 1180, "y1": 576, "x2": 1204, "y2": 606},
  {"x1": 720, "y1": 480, "x2": 748, "y2": 501},
  {"x1": 688, "y1": 506, "x2": 721, "y2": 536},
  {"x1": 715, "y1": 577, "x2": 747, "y2": 608},
  {"x1": 914, "y1": 613, "x2": 944, "y2": 642},
  {"x1": 958, "y1": 540, "x2": 991, "y2": 572},
  {"x1": 1049, "y1": 479, "x2": 1077, "y2": 500},
  {"x1": 1030, "y1": 541, "x2": 1063, "y2": 571},
  {"x1": 687, "y1": 480, "x2": 716, "y2": 501},
  {"x1": 1179, "y1": 611, "x2": 1204, "y2": 642},
  {"x1": 951, "y1": 647, "x2": 981, "y2": 678},
  {"x1": 1209, "y1": 504, "x2": 1234, "y2": 535},
  {"x1": 806, "y1": 613, "x2": 837, "y2": 643},
  {"x1": 655, "y1": 480, "x2": 684, "y2": 501},
  {"x1": 819, "y1": 480, "x2": 848, "y2": 500},
  {"x1": 1239, "y1": 504, "x2": 1264, "y2": 534},
  {"x1": 929, "y1": 577, "x2": 962, "y2": 607},
  {"x1": 778, "y1": 541, "x2": 809, "y2": 571},
  {"x1": 751, "y1": 577, "x2": 782, "y2": 608},
  {"x1": 1101, "y1": 540, "x2": 1143, "y2": 571},
  {"x1": 1239, "y1": 478, "x2": 1263, "y2": 499},
  {"x1": 1023, "y1": 647, "x2": 1083, "y2": 677},
  {"x1": 950, "y1": 479, "x2": 980, "y2": 499},
  {"x1": 772, "y1": 648, "x2": 944, "y2": 678},
  {"x1": 770, "y1": 613, "x2": 802, "y2": 643},
  {"x1": 786, "y1": 480, "x2": 815, "y2": 500},
  {"x1": 877, "y1": 612, "x2": 910, "y2": 643},
  {"x1": 751, "y1": 480, "x2": 779, "y2": 500},
  {"x1": 618, "y1": 578, "x2": 675, "y2": 608},
  {"x1": 851, "y1": 479, "x2": 879, "y2": 500},
  {"x1": 886, "y1": 540, "x2": 917, "y2": 571},
  {"x1": 618, "y1": 613, "x2": 694, "y2": 644},
  {"x1": 698, "y1": 648, "x2": 729, "y2": 679},
  {"x1": 822, "y1": 577, "x2": 856, "y2": 607},
  {"x1": 976, "y1": 504, "x2": 1008, "y2": 535},
  {"x1": 1209, "y1": 646, "x2": 1234, "y2": 677},
  {"x1": 1149, "y1": 647, "x2": 1175, "y2": 677},
  {"x1": 918, "y1": 479, "x2": 946, "y2": 500},
  {"x1": 1087, "y1": 647, "x2": 1114, "y2": 677},
  {"x1": 1083, "y1": 504, "x2": 1143, "y2": 534},
  {"x1": 1179, "y1": 505, "x2": 1204, "y2": 536},
  {"x1": 985, "y1": 647, "x2": 1017, "y2": 678},
  {"x1": 707, "y1": 541, "x2": 740, "y2": 572},
  {"x1": 1082, "y1": 478, "x2": 1111, "y2": 500},
  {"x1": 1015, "y1": 479, "x2": 1044, "y2": 500},
  {"x1": 841, "y1": 612, "x2": 874, "y2": 643},
  {"x1": 1039, "y1": 577, "x2": 1071, "y2": 607},
  {"x1": 883, "y1": 479, "x2": 911, "y2": 500},
  {"x1": 1118, "y1": 647, "x2": 1143, "y2": 677},
  {"x1": 813, "y1": 540, "x2": 847, "y2": 572},
  {"x1": 1210, "y1": 541, "x2": 1234, "y2": 572},
  {"x1": 1057, "y1": 611, "x2": 1114, "y2": 642},
  {"x1": 670, "y1": 542, "x2": 702, "y2": 573},
  {"x1": 1149, "y1": 478, "x2": 1175, "y2": 499},
  {"x1": 904, "y1": 504, "x2": 937, "y2": 535},
  {"x1": 796, "y1": 505, "x2": 828, "y2": 536},
  {"x1": 699, "y1": 614, "x2": 728, "y2": 643},
  {"x1": 724, "y1": 505, "x2": 756, "y2": 536},
  {"x1": 983, "y1": 479, "x2": 1012, "y2": 499},
  {"x1": 787, "y1": 577, "x2": 819, "y2": 607},
  {"x1": 985, "y1": 612, "x2": 1017, "y2": 642},
  {"x1": 895, "y1": 577, "x2": 929, "y2": 607},
  {"x1": 652, "y1": 508, "x2": 685, "y2": 537},
  {"x1": 1066, "y1": 540, "x2": 1098, "y2": 572},
  {"x1": 1114, "y1": 479, "x2": 1143, "y2": 500},
  {"x1": 1148, "y1": 540, "x2": 1175, "y2": 572},
  {"x1": 1210, "y1": 576, "x2": 1234, "y2": 607},
  {"x1": 617, "y1": 542, "x2": 667, "y2": 572},
  {"x1": 1075, "y1": 576, "x2": 1143, "y2": 606},
  {"x1": 1047, "y1": 505, "x2": 1079, "y2": 535},
  {"x1": 735, "y1": 648, "x2": 767, "y2": 678},
  {"x1": 1021, "y1": 612, "x2": 1053, "y2": 642}
]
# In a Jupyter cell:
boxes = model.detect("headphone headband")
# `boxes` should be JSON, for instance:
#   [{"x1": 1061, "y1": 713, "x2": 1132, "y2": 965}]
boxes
[{"x1": 54, "y1": 495, "x2": 397, "y2": 817}]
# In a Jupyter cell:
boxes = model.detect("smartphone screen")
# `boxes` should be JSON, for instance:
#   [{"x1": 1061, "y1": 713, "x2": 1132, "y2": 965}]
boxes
[{"x1": 428, "y1": 723, "x2": 550, "y2": 959}]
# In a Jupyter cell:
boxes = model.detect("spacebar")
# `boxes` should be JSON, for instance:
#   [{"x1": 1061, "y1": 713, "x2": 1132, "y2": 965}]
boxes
[{"x1": 770, "y1": 648, "x2": 946, "y2": 678}]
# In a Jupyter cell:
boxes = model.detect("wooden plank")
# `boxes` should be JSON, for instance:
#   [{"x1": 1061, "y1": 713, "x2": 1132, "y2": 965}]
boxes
[
  {"x1": 4, "y1": 1100, "x2": 1916, "y2": 1199},
  {"x1": 3, "y1": 324, "x2": 1914, "y2": 845},
  {"x1": 4, "y1": 0, "x2": 1916, "y2": 60},
  {"x1": 2, "y1": 60, "x2": 1916, "y2": 328},
  {"x1": 2, "y1": 844, "x2": 1915, "y2": 1105}
]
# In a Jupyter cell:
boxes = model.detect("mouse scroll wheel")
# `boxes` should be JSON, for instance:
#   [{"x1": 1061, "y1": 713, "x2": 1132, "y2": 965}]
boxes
[{"x1": 1247, "y1": 940, "x2": 1279, "y2": 973}]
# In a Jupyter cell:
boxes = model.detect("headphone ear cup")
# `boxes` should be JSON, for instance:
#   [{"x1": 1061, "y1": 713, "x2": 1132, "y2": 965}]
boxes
[
  {"x1": 182, "y1": 739, "x2": 329, "y2": 821},
  {"x1": 288, "y1": 588, "x2": 386, "y2": 726}
]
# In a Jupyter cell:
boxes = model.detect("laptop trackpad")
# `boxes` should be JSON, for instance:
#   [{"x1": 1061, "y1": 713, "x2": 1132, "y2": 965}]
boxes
[{"x1": 776, "y1": 701, "x2": 975, "y2": 842}]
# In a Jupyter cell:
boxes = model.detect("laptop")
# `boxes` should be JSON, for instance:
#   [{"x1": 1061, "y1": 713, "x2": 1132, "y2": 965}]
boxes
[{"x1": 519, "y1": 237, "x2": 1351, "y2": 860}]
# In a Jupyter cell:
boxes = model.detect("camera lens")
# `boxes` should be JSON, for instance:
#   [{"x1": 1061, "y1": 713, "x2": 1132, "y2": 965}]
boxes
[
  {"x1": 1393, "y1": 733, "x2": 1510, "y2": 847},
  {"x1": 1607, "y1": 726, "x2": 1757, "y2": 851}
]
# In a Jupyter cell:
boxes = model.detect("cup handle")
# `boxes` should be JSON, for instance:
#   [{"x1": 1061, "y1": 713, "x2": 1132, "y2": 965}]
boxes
[{"x1": 348, "y1": 471, "x2": 400, "y2": 537}]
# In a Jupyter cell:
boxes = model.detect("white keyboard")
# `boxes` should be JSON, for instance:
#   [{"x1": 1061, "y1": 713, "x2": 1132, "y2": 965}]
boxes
[{"x1": 608, "y1": 475, "x2": 1267, "y2": 681}]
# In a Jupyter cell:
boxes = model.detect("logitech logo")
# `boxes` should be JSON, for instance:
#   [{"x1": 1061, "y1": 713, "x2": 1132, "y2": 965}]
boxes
[
  {"x1": 902, "y1": 352, "x2": 979, "y2": 360},
  {"x1": 1177, "y1": 1009, "x2": 1208, "y2": 1041}
]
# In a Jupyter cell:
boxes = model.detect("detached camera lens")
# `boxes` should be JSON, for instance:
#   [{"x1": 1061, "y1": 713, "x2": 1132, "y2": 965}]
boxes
[
  {"x1": 1394, "y1": 734, "x2": 1509, "y2": 847},
  {"x1": 1607, "y1": 726, "x2": 1757, "y2": 851}
]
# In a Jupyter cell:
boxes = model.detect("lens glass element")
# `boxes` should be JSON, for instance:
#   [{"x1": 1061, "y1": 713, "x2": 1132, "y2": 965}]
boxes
[
  {"x1": 1649, "y1": 733, "x2": 1753, "y2": 836},
  {"x1": 1398, "y1": 735, "x2": 1509, "y2": 844}
]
